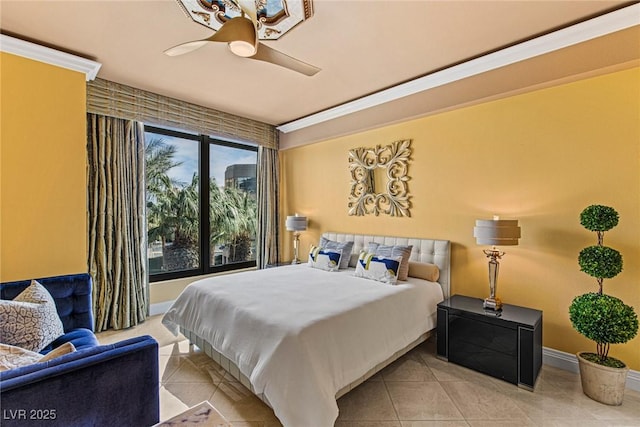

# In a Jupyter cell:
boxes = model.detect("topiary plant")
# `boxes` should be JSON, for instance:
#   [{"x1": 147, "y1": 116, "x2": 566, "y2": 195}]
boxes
[
  {"x1": 569, "y1": 293, "x2": 638, "y2": 367},
  {"x1": 578, "y1": 246, "x2": 623, "y2": 288},
  {"x1": 569, "y1": 205, "x2": 638, "y2": 367}
]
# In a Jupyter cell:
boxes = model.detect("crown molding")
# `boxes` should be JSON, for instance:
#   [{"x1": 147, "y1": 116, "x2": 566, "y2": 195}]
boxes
[
  {"x1": 0, "y1": 34, "x2": 102, "y2": 81},
  {"x1": 277, "y1": 3, "x2": 640, "y2": 134}
]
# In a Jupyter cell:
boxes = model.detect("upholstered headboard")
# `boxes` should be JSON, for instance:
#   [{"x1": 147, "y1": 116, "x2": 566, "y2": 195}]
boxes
[{"x1": 321, "y1": 232, "x2": 451, "y2": 299}]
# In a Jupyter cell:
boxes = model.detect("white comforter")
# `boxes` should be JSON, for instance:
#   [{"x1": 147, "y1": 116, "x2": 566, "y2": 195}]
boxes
[{"x1": 162, "y1": 264, "x2": 444, "y2": 427}]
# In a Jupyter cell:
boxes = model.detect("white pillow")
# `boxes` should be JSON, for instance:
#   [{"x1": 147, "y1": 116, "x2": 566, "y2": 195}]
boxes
[
  {"x1": 308, "y1": 245, "x2": 342, "y2": 272},
  {"x1": 0, "y1": 280, "x2": 65, "y2": 352},
  {"x1": 354, "y1": 252, "x2": 403, "y2": 285}
]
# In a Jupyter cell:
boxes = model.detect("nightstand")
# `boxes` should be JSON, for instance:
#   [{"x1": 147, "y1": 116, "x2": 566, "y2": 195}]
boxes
[
  {"x1": 265, "y1": 261, "x2": 294, "y2": 268},
  {"x1": 436, "y1": 294, "x2": 542, "y2": 390}
]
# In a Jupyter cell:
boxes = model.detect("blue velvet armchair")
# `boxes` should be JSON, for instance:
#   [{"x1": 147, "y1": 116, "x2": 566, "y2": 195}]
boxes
[{"x1": 0, "y1": 273, "x2": 160, "y2": 426}]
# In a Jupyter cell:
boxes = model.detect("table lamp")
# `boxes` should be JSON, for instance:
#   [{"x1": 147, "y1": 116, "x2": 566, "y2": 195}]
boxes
[
  {"x1": 473, "y1": 216, "x2": 521, "y2": 310},
  {"x1": 285, "y1": 214, "x2": 307, "y2": 264}
]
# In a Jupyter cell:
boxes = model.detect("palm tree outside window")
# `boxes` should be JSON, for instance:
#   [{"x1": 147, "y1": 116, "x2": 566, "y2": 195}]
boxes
[{"x1": 145, "y1": 125, "x2": 258, "y2": 282}]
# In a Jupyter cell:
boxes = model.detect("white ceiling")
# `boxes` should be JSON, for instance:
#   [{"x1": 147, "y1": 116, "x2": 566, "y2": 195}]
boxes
[{"x1": 1, "y1": 0, "x2": 638, "y2": 145}]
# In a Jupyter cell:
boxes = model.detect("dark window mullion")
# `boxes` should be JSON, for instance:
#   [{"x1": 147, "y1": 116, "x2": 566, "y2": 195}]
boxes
[{"x1": 200, "y1": 136, "x2": 211, "y2": 274}]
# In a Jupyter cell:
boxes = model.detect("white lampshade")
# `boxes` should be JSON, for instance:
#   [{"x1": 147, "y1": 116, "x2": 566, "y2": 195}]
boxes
[
  {"x1": 474, "y1": 218, "x2": 520, "y2": 246},
  {"x1": 285, "y1": 215, "x2": 307, "y2": 232}
]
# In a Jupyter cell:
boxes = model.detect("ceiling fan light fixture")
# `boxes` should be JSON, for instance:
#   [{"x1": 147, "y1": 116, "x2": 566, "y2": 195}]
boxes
[
  {"x1": 229, "y1": 40, "x2": 256, "y2": 57},
  {"x1": 165, "y1": 10, "x2": 320, "y2": 76}
]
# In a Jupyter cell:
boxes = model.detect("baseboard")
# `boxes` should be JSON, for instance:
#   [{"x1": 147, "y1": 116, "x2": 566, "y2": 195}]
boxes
[
  {"x1": 149, "y1": 300, "x2": 175, "y2": 317},
  {"x1": 629, "y1": 370, "x2": 640, "y2": 392},
  {"x1": 543, "y1": 346, "x2": 640, "y2": 392}
]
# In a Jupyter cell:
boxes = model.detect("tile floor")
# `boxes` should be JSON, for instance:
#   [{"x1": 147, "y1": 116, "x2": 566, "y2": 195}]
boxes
[{"x1": 96, "y1": 315, "x2": 640, "y2": 427}]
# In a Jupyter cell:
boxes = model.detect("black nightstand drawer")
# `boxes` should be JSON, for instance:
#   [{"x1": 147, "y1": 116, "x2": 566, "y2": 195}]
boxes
[
  {"x1": 448, "y1": 313, "x2": 517, "y2": 356},
  {"x1": 448, "y1": 314, "x2": 518, "y2": 383},
  {"x1": 437, "y1": 295, "x2": 542, "y2": 390}
]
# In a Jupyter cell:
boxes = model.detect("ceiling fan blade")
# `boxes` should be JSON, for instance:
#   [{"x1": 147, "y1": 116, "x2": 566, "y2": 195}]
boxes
[
  {"x1": 164, "y1": 16, "x2": 255, "y2": 57},
  {"x1": 164, "y1": 40, "x2": 210, "y2": 56},
  {"x1": 251, "y1": 42, "x2": 320, "y2": 76}
]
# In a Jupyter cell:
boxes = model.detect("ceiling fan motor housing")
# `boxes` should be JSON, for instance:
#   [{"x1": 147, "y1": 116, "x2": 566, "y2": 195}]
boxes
[{"x1": 225, "y1": 17, "x2": 258, "y2": 57}]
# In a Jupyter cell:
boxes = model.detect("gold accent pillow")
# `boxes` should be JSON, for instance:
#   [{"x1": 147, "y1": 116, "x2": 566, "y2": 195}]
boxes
[{"x1": 408, "y1": 262, "x2": 440, "y2": 282}]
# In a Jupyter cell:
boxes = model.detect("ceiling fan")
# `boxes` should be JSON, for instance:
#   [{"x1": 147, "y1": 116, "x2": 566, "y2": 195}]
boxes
[{"x1": 164, "y1": 0, "x2": 320, "y2": 76}]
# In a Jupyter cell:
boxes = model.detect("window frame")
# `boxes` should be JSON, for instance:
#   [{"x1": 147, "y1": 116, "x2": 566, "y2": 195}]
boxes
[{"x1": 145, "y1": 125, "x2": 258, "y2": 283}]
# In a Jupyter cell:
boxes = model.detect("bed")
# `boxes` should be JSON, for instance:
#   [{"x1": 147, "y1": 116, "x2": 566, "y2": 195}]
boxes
[{"x1": 162, "y1": 232, "x2": 450, "y2": 427}]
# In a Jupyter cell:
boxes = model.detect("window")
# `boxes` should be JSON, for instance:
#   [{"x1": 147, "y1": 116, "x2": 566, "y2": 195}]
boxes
[{"x1": 145, "y1": 125, "x2": 258, "y2": 282}]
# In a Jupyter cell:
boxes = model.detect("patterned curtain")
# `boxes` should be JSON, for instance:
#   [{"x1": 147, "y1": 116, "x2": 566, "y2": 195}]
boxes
[
  {"x1": 256, "y1": 146, "x2": 280, "y2": 269},
  {"x1": 87, "y1": 114, "x2": 148, "y2": 331}
]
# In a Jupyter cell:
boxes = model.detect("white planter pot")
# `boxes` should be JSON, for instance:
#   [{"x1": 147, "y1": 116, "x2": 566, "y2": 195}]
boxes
[{"x1": 576, "y1": 352, "x2": 629, "y2": 406}]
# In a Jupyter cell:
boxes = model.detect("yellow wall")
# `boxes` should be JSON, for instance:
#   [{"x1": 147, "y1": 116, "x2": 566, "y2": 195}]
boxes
[
  {"x1": 280, "y1": 67, "x2": 640, "y2": 370},
  {"x1": 1, "y1": 53, "x2": 88, "y2": 281}
]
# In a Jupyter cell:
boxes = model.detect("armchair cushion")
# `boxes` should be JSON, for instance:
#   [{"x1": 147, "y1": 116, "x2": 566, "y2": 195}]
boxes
[{"x1": 39, "y1": 328, "x2": 98, "y2": 355}]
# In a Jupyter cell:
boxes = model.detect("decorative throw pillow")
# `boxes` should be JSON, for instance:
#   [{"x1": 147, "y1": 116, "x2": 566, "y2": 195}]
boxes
[
  {"x1": 354, "y1": 252, "x2": 403, "y2": 285},
  {"x1": 40, "y1": 342, "x2": 76, "y2": 362},
  {"x1": 0, "y1": 343, "x2": 43, "y2": 371},
  {"x1": 367, "y1": 243, "x2": 413, "y2": 281},
  {"x1": 348, "y1": 252, "x2": 360, "y2": 268},
  {"x1": 308, "y1": 245, "x2": 342, "y2": 272},
  {"x1": 319, "y1": 237, "x2": 354, "y2": 269},
  {"x1": 0, "y1": 342, "x2": 76, "y2": 372},
  {"x1": 408, "y1": 261, "x2": 440, "y2": 282},
  {"x1": 0, "y1": 280, "x2": 65, "y2": 352}
]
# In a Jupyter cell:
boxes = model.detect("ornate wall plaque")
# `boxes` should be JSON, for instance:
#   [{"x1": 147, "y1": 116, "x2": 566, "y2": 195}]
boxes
[{"x1": 348, "y1": 139, "x2": 412, "y2": 217}]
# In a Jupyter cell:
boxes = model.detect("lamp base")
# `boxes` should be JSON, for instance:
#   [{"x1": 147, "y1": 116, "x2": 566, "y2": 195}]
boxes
[
  {"x1": 291, "y1": 231, "x2": 302, "y2": 265},
  {"x1": 483, "y1": 297, "x2": 503, "y2": 311}
]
